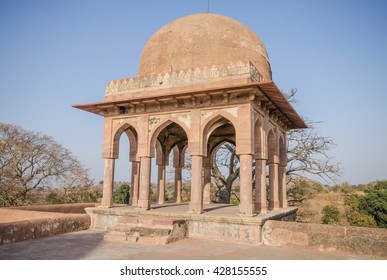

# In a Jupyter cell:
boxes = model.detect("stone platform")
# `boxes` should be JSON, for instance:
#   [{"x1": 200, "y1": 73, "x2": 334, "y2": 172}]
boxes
[{"x1": 86, "y1": 203, "x2": 297, "y2": 245}]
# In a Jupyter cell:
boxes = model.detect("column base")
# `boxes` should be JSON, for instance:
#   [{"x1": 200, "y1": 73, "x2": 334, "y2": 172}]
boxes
[
  {"x1": 255, "y1": 203, "x2": 268, "y2": 214},
  {"x1": 238, "y1": 203, "x2": 255, "y2": 217},
  {"x1": 188, "y1": 202, "x2": 203, "y2": 214},
  {"x1": 137, "y1": 199, "x2": 150, "y2": 210},
  {"x1": 269, "y1": 201, "x2": 280, "y2": 210}
]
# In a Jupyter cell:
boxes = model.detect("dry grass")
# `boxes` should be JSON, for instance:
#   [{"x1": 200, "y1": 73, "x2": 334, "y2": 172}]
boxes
[{"x1": 296, "y1": 193, "x2": 354, "y2": 225}]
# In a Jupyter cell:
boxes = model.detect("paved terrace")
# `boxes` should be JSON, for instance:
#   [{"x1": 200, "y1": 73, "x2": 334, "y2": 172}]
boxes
[
  {"x1": 0, "y1": 229, "x2": 379, "y2": 260},
  {"x1": 0, "y1": 204, "x2": 384, "y2": 260},
  {"x1": 87, "y1": 203, "x2": 297, "y2": 222}
]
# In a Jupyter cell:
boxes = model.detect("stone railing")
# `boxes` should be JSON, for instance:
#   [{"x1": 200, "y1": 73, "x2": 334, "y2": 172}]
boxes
[
  {"x1": 0, "y1": 215, "x2": 90, "y2": 245},
  {"x1": 105, "y1": 61, "x2": 262, "y2": 96},
  {"x1": 10, "y1": 203, "x2": 97, "y2": 214}
]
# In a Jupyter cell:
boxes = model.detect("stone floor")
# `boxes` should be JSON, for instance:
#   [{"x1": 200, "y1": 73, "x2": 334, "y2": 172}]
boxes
[
  {"x1": 0, "y1": 229, "x2": 380, "y2": 260},
  {"x1": 89, "y1": 203, "x2": 297, "y2": 224}
]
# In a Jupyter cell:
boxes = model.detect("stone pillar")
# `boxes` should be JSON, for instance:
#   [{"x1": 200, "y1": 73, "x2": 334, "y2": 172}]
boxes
[
  {"x1": 101, "y1": 158, "x2": 115, "y2": 207},
  {"x1": 157, "y1": 164, "x2": 166, "y2": 204},
  {"x1": 174, "y1": 167, "x2": 182, "y2": 203},
  {"x1": 189, "y1": 155, "x2": 203, "y2": 213},
  {"x1": 203, "y1": 156, "x2": 211, "y2": 204},
  {"x1": 137, "y1": 156, "x2": 151, "y2": 210},
  {"x1": 130, "y1": 161, "x2": 140, "y2": 206},
  {"x1": 279, "y1": 164, "x2": 287, "y2": 208},
  {"x1": 269, "y1": 162, "x2": 280, "y2": 210},
  {"x1": 239, "y1": 154, "x2": 254, "y2": 216},
  {"x1": 255, "y1": 159, "x2": 267, "y2": 213}
]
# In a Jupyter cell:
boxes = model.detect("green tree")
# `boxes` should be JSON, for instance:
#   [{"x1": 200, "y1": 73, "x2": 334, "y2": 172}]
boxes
[
  {"x1": 113, "y1": 183, "x2": 130, "y2": 204},
  {"x1": 347, "y1": 212, "x2": 377, "y2": 228},
  {"x1": 287, "y1": 179, "x2": 327, "y2": 206},
  {"x1": 321, "y1": 205, "x2": 340, "y2": 224},
  {"x1": 358, "y1": 180, "x2": 387, "y2": 228},
  {"x1": 344, "y1": 194, "x2": 361, "y2": 211}
]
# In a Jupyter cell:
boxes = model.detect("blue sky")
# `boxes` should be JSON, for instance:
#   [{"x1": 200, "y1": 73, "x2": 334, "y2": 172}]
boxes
[{"x1": 1, "y1": 0, "x2": 386, "y2": 185}]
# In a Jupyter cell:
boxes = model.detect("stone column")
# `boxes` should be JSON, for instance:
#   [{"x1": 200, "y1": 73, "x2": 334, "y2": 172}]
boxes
[
  {"x1": 203, "y1": 156, "x2": 211, "y2": 204},
  {"x1": 189, "y1": 155, "x2": 203, "y2": 213},
  {"x1": 174, "y1": 167, "x2": 182, "y2": 203},
  {"x1": 137, "y1": 156, "x2": 151, "y2": 210},
  {"x1": 130, "y1": 161, "x2": 140, "y2": 206},
  {"x1": 157, "y1": 164, "x2": 166, "y2": 204},
  {"x1": 239, "y1": 154, "x2": 254, "y2": 216},
  {"x1": 255, "y1": 158, "x2": 267, "y2": 213},
  {"x1": 279, "y1": 164, "x2": 287, "y2": 208},
  {"x1": 101, "y1": 158, "x2": 115, "y2": 207},
  {"x1": 269, "y1": 162, "x2": 280, "y2": 210}
]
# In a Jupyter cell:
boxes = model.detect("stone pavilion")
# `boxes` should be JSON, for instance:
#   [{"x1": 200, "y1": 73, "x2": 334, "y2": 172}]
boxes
[{"x1": 74, "y1": 14, "x2": 306, "y2": 217}]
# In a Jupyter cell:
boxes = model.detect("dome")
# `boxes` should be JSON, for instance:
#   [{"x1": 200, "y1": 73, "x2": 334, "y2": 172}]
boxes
[{"x1": 138, "y1": 13, "x2": 272, "y2": 81}]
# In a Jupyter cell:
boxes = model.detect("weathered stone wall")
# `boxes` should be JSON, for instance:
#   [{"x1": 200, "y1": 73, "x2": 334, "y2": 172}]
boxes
[
  {"x1": 0, "y1": 214, "x2": 90, "y2": 245},
  {"x1": 188, "y1": 220, "x2": 262, "y2": 244},
  {"x1": 10, "y1": 203, "x2": 97, "y2": 214},
  {"x1": 262, "y1": 220, "x2": 387, "y2": 258}
]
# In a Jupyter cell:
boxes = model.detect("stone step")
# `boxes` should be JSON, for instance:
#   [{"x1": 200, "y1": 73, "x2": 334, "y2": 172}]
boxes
[
  {"x1": 104, "y1": 228, "x2": 171, "y2": 245},
  {"x1": 103, "y1": 231, "x2": 138, "y2": 243},
  {"x1": 116, "y1": 216, "x2": 180, "y2": 229},
  {"x1": 104, "y1": 217, "x2": 187, "y2": 245}
]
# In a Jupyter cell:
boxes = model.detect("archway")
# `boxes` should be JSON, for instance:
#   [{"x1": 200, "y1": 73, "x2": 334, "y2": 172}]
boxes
[
  {"x1": 101, "y1": 123, "x2": 139, "y2": 206},
  {"x1": 204, "y1": 116, "x2": 237, "y2": 205},
  {"x1": 267, "y1": 129, "x2": 279, "y2": 209},
  {"x1": 151, "y1": 122, "x2": 188, "y2": 205}
]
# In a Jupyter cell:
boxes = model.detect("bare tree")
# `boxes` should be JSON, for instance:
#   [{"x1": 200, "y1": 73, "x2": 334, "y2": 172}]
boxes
[
  {"x1": 286, "y1": 120, "x2": 341, "y2": 184},
  {"x1": 209, "y1": 89, "x2": 341, "y2": 204},
  {"x1": 0, "y1": 123, "x2": 92, "y2": 206},
  {"x1": 212, "y1": 143, "x2": 240, "y2": 203}
]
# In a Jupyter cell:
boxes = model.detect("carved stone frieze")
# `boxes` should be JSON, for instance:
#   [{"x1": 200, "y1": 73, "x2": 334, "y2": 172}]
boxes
[{"x1": 105, "y1": 61, "x2": 262, "y2": 96}]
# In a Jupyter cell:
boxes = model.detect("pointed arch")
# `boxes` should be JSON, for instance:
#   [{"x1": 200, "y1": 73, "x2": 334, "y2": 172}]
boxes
[
  {"x1": 111, "y1": 122, "x2": 138, "y2": 160},
  {"x1": 267, "y1": 129, "x2": 278, "y2": 164},
  {"x1": 202, "y1": 113, "x2": 237, "y2": 156},
  {"x1": 254, "y1": 117, "x2": 266, "y2": 159},
  {"x1": 149, "y1": 118, "x2": 189, "y2": 158}
]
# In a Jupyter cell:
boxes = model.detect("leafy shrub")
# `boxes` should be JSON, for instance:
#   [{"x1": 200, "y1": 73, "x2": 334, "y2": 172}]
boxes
[
  {"x1": 358, "y1": 180, "x2": 387, "y2": 228},
  {"x1": 347, "y1": 211, "x2": 377, "y2": 228},
  {"x1": 113, "y1": 183, "x2": 130, "y2": 204},
  {"x1": 321, "y1": 205, "x2": 340, "y2": 224},
  {"x1": 344, "y1": 194, "x2": 361, "y2": 211},
  {"x1": 287, "y1": 180, "x2": 327, "y2": 206}
]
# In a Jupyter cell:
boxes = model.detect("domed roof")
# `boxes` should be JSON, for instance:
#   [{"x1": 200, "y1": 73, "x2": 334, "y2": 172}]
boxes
[{"x1": 138, "y1": 13, "x2": 272, "y2": 81}]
